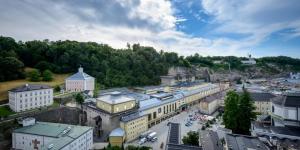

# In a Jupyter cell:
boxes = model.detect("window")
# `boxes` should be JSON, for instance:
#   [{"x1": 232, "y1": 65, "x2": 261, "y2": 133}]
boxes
[
  {"x1": 153, "y1": 112, "x2": 157, "y2": 119},
  {"x1": 158, "y1": 108, "x2": 161, "y2": 113},
  {"x1": 148, "y1": 114, "x2": 152, "y2": 121}
]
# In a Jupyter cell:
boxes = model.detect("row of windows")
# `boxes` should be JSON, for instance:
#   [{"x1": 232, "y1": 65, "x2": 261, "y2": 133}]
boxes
[
  {"x1": 19, "y1": 90, "x2": 51, "y2": 97},
  {"x1": 19, "y1": 96, "x2": 51, "y2": 103}
]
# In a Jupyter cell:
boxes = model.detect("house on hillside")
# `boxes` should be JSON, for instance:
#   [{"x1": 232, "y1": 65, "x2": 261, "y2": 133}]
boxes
[{"x1": 65, "y1": 66, "x2": 95, "y2": 95}]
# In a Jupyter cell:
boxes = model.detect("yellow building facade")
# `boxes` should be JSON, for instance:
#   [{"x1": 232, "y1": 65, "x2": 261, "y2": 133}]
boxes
[
  {"x1": 96, "y1": 91, "x2": 136, "y2": 114},
  {"x1": 120, "y1": 115, "x2": 148, "y2": 142}
]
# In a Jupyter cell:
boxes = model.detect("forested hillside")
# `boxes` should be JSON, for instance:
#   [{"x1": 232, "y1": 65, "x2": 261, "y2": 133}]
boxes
[
  {"x1": 0, "y1": 36, "x2": 190, "y2": 88},
  {"x1": 1, "y1": 36, "x2": 300, "y2": 88}
]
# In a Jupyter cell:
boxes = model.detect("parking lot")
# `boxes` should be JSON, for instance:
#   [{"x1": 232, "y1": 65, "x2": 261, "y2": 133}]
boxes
[{"x1": 125, "y1": 106, "x2": 208, "y2": 149}]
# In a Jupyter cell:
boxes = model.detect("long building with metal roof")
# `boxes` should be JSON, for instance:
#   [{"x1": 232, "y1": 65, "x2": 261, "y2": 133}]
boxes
[{"x1": 12, "y1": 118, "x2": 93, "y2": 150}]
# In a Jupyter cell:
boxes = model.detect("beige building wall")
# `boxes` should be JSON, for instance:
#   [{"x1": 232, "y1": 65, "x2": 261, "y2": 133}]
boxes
[
  {"x1": 96, "y1": 101, "x2": 113, "y2": 113},
  {"x1": 66, "y1": 80, "x2": 85, "y2": 92},
  {"x1": 254, "y1": 101, "x2": 271, "y2": 114},
  {"x1": 200, "y1": 99, "x2": 219, "y2": 115},
  {"x1": 120, "y1": 115, "x2": 148, "y2": 142},
  {"x1": 96, "y1": 100, "x2": 136, "y2": 114},
  {"x1": 109, "y1": 136, "x2": 124, "y2": 147},
  {"x1": 113, "y1": 101, "x2": 136, "y2": 113}
]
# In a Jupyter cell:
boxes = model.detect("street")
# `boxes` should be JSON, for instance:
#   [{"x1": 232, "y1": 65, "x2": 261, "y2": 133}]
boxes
[{"x1": 125, "y1": 106, "x2": 206, "y2": 149}]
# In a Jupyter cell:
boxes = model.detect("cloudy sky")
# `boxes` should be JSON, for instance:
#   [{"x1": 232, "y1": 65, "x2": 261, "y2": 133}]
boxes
[{"x1": 1, "y1": 0, "x2": 300, "y2": 57}]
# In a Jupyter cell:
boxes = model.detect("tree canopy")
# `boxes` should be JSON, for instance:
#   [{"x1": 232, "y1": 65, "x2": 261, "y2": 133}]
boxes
[
  {"x1": 223, "y1": 90, "x2": 256, "y2": 135},
  {"x1": 1, "y1": 36, "x2": 300, "y2": 86},
  {"x1": 182, "y1": 131, "x2": 199, "y2": 146}
]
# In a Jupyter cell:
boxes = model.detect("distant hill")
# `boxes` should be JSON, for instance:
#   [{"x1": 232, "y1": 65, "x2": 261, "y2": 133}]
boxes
[{"x1": 1, "y1": 36, "x2": 299, "y2": 88}]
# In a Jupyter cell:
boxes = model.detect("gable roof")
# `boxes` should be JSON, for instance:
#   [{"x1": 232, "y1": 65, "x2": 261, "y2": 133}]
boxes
[
  {"x1": 66, "y1": 71, "x2": 94, "y2": 80},
  {"x1": 272, "y1": 93, "x2": 300, "y2": 107},
  {"x1": 249, "y1": 92, "x2": 276, "y2": 102}
]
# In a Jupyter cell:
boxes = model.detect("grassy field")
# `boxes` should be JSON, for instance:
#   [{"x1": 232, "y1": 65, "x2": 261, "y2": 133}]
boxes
[
  {"x1": 0, "y1": 69, "x2": 70, "y2": 102},
  {"x1": 0, "y1": 105, "x2": 15, "y2": 117}
]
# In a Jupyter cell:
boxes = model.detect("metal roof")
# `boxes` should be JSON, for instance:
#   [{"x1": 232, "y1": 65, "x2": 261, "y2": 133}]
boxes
[
  {"x1": 120, "y1": 111, "x2": 146, "y2": 122},
  {"x1": 138, "y1": 93, "x2": 184, "y2": 112},
  {"x1": 181, "y1": 84, "x2": 218, "y2": 97},
  {"x1": 240, "y1": 92, "x2": 276, "y2": 102},
  {"x1": 66, "y1": 68, "x2": 94, "y2": 80},
  {"x1": 225, "y1": 133, "x2": 268, "y2": 150},
  {"x1": 9, "y1": 84, "x2": 52, "y2": 92},
  {"x1": 14, "y1": 122, "x2": 92, "y2": 150},
  {"x1": 272, "y1": 93, "x2": 300, "y2": 107},
  {"x1": 97, "y1": 91, "x2": 135, "y2": 104},
  {"x1": 109, "y1": 128, "x2": 125, "y2": 137}
]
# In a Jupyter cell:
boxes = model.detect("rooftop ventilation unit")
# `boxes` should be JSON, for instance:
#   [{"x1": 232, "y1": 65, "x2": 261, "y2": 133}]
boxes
[
  {"x1": 62, "y1": 126, "x2": 72, "y2": 135},
  {"x1": 48, "y1": 144, "x2": 54, "y2": 149}
]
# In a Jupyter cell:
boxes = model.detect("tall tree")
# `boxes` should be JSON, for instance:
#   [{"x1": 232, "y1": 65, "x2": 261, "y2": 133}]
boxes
[
  {"x1": 223, "y1": 90, "x2": 240, "y2": 133},
  {"x1": 236, "y1": 89, "x2": 256, "y2": 135},
  {"x1": 75, "y1": 93, "x2": 84, "y2": 109}
]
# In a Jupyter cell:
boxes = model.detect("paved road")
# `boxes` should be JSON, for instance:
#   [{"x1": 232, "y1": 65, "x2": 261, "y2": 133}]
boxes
[{"x1": 125, "y1": 106, "x2": 204, "y2": 149}]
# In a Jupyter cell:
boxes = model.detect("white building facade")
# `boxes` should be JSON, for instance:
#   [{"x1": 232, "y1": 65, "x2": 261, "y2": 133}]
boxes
[
  {"x1": 9, "y1": 84, "x2": 53, "y2": 112},
  {"x1": 65, "y1": 67, "x2": 95, "y2": 92},
  {"x1": 12, "y1": 119, "x2": 93, "y2": 150},
  {"x1": 271, "y1": 93, "x2": 300, "y2": 127}
]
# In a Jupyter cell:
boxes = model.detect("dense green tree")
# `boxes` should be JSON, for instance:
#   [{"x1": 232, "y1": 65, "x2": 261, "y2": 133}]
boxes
[
  {"x1": 28, "y1": 69, "x2": 41, "y2": 82},
  {"x1": 35, "y1": 61, "x2": 52, "y2": 71},
  {"x1": 54, "y1": 85, "x2": 61, "y2": 92},
  {"x1": 75, "y1": 93, "x2": 84, "y2": 111},
  {"x1": 0, "y1": 57, "x2": 25, "y2": 81},
  {"x1": 223, "y1": 91, "x2": 239, "y2": 133},
  {"x1": 236, "y1": 89, "x2": 256, "y2": 135},
  {"x1": 1, "y1": 36, "x2": 300, "y2": 87},
  {"x1": 42, "y1": 69, "x2": 53, "y2": 81},
  {"x1": 182, "y1": 131, "x2": 199, "y2": 146},
  {"x1": 223, "y1": 90, "x2": 256, "y2": 135}
]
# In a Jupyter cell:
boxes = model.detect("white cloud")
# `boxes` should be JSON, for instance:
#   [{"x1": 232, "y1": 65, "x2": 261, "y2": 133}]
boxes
[
  {"x1": 201, "y1": 0, "x2": 300, "y2": 45},
  {"x1": 0, "y1": 0, "x2": 299, "y2": 57}
]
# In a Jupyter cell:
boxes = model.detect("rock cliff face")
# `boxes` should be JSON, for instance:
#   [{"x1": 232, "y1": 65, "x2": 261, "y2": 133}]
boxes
[{"x1": 192, "y1": 64, "x2": 291, "y2": 82}]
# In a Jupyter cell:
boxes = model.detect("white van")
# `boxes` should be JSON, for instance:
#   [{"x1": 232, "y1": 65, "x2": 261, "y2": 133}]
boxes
[
  {"x1": 138, "y1": 137, "x2": 147, "y2": 145},
  {"x1": 147, "y1": 132, "x2": 157, "y2": 140}
]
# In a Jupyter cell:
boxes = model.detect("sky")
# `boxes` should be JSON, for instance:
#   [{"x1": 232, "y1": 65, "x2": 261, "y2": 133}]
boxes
[{"x1": 0, "y1": 0, "x2": 300, "y2": 58}]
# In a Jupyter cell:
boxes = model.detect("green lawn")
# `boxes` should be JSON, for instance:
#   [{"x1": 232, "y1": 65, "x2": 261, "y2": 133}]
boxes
[{"x1": 0, "y1": 105, "x2": 15, "y2": 117}]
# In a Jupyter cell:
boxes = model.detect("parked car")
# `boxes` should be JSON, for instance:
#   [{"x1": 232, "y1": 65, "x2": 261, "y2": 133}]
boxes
[
  {"x1": 138, "y1": 137, "x2": 147, "y2": 145},
  {"x1": 185, "y1": 122, "x2": 192, "y2": 126},
  {"x1": 147, "y1": 132, "x2": 157, "y2": 140},
  {"x1": 151, "y1": 137, "x2": 158, "y2": 142},
  {"x1": 139, "y1": 130, "x2": 152, "y2": 139}
]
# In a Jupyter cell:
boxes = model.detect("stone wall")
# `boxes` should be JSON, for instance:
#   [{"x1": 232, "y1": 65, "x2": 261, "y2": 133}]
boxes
[{"x1": 34, "y1": 107, "x2": 81, "y2": 125}]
